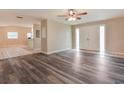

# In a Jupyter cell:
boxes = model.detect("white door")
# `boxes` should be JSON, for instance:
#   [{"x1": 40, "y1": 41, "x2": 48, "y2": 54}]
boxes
[
  {"x1": 88, "y1": 26, "x2": 100, "y2": 51},
  {"x1": 79, "y1": 25, "x2": 100, "y2": 51},
  {"x1": 79, "y1": 27, "x2": 89, "y2": 49}
]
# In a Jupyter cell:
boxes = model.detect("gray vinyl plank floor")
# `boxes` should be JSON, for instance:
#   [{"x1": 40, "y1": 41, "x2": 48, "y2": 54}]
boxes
[{"x1": 0, "y1": 50, "x2": 124, "y2": 84}]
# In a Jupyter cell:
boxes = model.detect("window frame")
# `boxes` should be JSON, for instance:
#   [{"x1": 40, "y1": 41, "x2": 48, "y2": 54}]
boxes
[{"x1": 7, "y1": 32, "x2": 18, "y2": 39}]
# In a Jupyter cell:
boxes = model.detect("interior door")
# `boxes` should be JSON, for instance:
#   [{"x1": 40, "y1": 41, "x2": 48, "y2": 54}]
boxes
[
  {"x1": 79, "y1": 25, "x2": 100, "y2": 51},
  {"x1": 88, "y1": 26, "x2": 100, "y2": 51},
  {"x1": 79, "y1": 27, "x2": 89, "y2": 50}
]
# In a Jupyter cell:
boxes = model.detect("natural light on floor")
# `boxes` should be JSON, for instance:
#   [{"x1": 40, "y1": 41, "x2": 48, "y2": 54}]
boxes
[{"x1": 100, "y1": 25, "x2": 105, "y2": 55}]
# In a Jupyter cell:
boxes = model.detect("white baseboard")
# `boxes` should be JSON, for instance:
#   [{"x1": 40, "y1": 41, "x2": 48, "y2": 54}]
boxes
[
  {"x1": 39, "y1": 49, "x2": 124, "y2": 58},
  {"x1": 106, "y1": 51, "x2": 124, "y2": 55},
  {"x1": 34, "y1": 48, "x2": 41, "y2": 51},
  {"x1": 41, "y1": 51, "x2": 47, "y2": 55},
  {"x1": 80, "y1": 49, "x2": 99, "y2": 52},
  {"x1": 80, "y1": 49, "x2": 124, "y2": 58},
  {"x1": 47, "y1": 48, "x2": 71, "y2": 55},
  {"x1": 106, "y1": 51, "x2": 124, "y2": 58},
  {"x1": 33, "y1": 48, "x2": 42, "y2": 53},
  {"x1": 37, "y1": 48, "x2": 71, "y2": 55}
]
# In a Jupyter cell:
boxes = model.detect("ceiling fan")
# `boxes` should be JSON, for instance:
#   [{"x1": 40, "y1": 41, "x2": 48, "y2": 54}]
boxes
[{"x1": 58, "y1": 9, "x2": 87, "y2": 21}]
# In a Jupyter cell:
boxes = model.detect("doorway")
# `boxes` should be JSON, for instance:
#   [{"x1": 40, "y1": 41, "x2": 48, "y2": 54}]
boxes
[{"x1": 76, "y1": 25, "x2": 105, "y2": 53}]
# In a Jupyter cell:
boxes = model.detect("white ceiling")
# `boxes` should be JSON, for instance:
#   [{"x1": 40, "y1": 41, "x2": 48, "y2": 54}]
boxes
[{"x1": 0, "y1": 9, "x2": 124, "y2": 27}]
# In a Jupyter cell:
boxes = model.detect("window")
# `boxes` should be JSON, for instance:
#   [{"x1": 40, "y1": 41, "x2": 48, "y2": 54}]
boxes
[
  {"x1": 76, "y1": 28, "x2": 80, "y2": 50},
  {"x1": 7, "y1": 32, "x2": 18, "y2": 39},
  {"x1": 100, "y1": 25, "x2": 105, "y2": 54}
]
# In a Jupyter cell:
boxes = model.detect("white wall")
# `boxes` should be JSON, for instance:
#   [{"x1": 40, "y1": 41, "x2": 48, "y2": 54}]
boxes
[{"x1": 47, "y1": 20, "x2": 72, "y2": 54}]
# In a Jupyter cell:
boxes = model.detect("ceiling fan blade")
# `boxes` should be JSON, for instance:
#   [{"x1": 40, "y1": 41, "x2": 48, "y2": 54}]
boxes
[
  {"x1": 76, "y1": 17, "x2": 82, "y2": 20},
  {"x1": 77, "y1": 12, "x2": 87, "y2": 16},
  {"x1": 57, "y1": 15, "x2": 68, "y2": 17}
]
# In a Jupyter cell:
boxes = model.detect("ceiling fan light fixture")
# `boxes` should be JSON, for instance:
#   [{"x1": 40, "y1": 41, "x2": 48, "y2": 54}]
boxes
[
  {"x1": 58, "y1": 9, "x2": 87, "y2": 21},
  {"x1": 69, "y1": 9, "x2": 74, "y2": 15},
  {"x1": 67, "y1": 17, "x2": 76, "y2": 21}
]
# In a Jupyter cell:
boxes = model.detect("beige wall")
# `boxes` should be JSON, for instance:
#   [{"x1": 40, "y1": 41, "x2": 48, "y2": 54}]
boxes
[
  {"x1": 74, "y1": 17, "x2": 124, "y2": 54},
  {"x1": 33, "y1": 19, "x2": 72, "y2": 54},
  {"x1": 0, "y1": 26, "x2": 31, "y2": 47},
  {"x1": 41, "y1": 19, "x2": 47, "y2": 53},
  {"x1": 47, "y1": 20, "x2": 72, "y2": 53}
]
